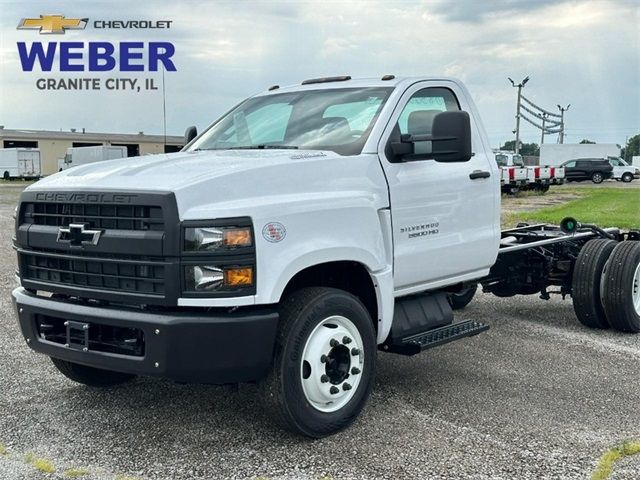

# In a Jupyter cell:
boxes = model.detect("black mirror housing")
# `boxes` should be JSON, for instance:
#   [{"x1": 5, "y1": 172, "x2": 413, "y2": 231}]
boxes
[
  {"x1": 430, "y1": 111, "x2": 472, "y2": 162},
  {"x1": 184, "y1": 126, "x2": 198, "y2": 146},
  {"x1": 389, "y1": 111, "x2": 473, "y2": 163}
]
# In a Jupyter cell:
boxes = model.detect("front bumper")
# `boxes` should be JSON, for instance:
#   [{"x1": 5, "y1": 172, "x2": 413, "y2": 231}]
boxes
[{"x1": 12, "y1": 287, "x2": 278, "y2": 384}]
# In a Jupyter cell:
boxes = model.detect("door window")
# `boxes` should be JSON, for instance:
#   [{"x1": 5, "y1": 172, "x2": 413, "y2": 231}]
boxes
[
  {"x1": 397, "y1": 87, "x2": 460, "y2": 135},
  {"x1": 386, "y1": 87, "x2": 461, "y2": 160}
]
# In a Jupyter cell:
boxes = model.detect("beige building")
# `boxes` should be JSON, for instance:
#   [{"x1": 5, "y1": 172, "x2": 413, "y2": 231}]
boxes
[{"x1": 0, "y1": 127, "x2": 183, "y2": 175}]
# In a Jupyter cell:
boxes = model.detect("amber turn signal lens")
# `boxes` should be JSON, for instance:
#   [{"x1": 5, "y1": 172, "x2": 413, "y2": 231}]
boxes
[
  {"x1": 223, "y1": 228, "x2": 252, "y2": 247},
  {"x1": 224, "y1": 267, "x2": 253, "y2": 286}
]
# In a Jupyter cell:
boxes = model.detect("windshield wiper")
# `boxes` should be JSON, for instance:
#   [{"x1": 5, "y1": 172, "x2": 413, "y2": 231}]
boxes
[{"x1": 226, "y1": 145, "x2": 299, "y2": 150}]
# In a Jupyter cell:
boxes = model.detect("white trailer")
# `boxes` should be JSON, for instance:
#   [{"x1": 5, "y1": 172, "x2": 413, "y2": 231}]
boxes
[
  {"x1": 59, "y1": 145, "x2": 128, "y2": 171},
  {"x1": 0, "y1": 148, "x2": 42, "y2": 180},
  {"x1": 540, "y1": 144, "x2": 621, "y2": 167},
  {"x1": 632, "y1": 156, "x2": 640, "y2": 168}
]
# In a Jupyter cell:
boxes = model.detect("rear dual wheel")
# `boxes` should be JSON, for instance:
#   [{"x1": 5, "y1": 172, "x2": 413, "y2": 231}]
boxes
[
  {"x1": 572, "y1": 239, "x2": 617, "y2": 329},
  {"x1": 602, "y1": 241, "x2": 640, "y2": 332},
  {"x1": 572, "y1": 240, "x2": 640, "y2": 333}
]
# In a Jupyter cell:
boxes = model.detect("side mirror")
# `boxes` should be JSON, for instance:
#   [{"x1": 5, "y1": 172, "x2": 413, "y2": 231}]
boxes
[
  {"x1": 184, "y1": 126, "x2": 198, "y2": 146},
  {"x1": 390, "y1": 111, "x2": 473, "y2": 163}
]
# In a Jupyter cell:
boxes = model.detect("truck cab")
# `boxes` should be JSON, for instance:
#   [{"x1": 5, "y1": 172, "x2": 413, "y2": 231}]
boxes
[{"x1": 12, "y1": 76, "x2": 504, "y2": 437}]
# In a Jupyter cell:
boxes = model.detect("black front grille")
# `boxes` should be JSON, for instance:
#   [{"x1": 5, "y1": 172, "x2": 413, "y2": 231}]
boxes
[
  {"x1": 17, "y1": 191, "x2": 181, "y2": 305},
  {"x1": 22, "y1": 202, "x2": 164, "y2": 231},
  {"x1": 22, "y1": 252, "x2": 165, "y2": 296},
  {"x1": 36, "y1": 315, "x2": 145, "y2": 357}
]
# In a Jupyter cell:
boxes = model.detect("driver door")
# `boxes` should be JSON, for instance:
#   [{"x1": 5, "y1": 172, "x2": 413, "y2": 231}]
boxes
[{"x1": 378, "y1": 81, "x2": 499, "y2": 294}]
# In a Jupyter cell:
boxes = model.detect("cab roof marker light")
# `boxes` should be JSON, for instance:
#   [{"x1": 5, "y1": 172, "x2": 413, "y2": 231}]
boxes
[{"x1": 301, "y1": 75, "x2": 351, "y2": 85}]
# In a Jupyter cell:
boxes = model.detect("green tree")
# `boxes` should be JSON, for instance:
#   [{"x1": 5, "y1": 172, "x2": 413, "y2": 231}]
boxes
[
  {"x1": 579, "y1": 138, "x2": 596, "y2": 144},
  {"x1": 499, "y1": 140, "x2": 539, "y2": 156},
  {"x1": 622, "y1": 134, "x2": 640, "y2": 162}
]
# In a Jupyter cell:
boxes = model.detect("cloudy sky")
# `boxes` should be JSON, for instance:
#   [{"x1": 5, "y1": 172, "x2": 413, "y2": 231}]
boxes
[{"x1": 0, "y1": 0, "x2": 638, "y2": 148}]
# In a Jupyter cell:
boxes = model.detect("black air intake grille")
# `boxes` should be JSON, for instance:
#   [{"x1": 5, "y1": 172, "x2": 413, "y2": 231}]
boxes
[
  {"x1": 22, "y1": 203, "x2": 164, "y2": 231},
  {"x1": 22, "y1": 253, "x2": 165, "y2": 295}
]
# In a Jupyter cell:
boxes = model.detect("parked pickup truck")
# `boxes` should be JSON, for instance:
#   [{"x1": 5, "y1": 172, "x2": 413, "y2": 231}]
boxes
[
  {"x1": 12, "y1": 76, "x2": 640, "y2": 437},
  {"x1": 495, "y1": 152, "x2": 527, "y2": 194}
]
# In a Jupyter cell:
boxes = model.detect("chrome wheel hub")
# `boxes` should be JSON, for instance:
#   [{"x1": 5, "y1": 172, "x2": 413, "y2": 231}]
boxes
[{"x1": 300, "y1": 315, "x2": 364, "y2": 413}]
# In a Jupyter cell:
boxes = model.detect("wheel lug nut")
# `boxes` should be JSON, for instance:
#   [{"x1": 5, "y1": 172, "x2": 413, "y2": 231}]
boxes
[
  {"x1": 330, "y1": 338, "x2": 339, "y2": 347},
  {"x1": 329, "y1": 386, "x2": 339, "y2": 395},
  {"x1": 351, "y1": 367, "x2": 360, "y2": 375},
  {"x1": 343, "y1": 383, "x2": 352, "y2": 391},
  {"x1": 351, "y1": 348, "x2": 360, "y2": 356},
  {"x1": 320, "y1": 374, "x2": 330, "y2": 383},
  {"x1": 320, "y1": 354, "x2": 327, "y2": 363},
  {"x1": 342, "y1": 336, "x2": 352, "y2": 344}
]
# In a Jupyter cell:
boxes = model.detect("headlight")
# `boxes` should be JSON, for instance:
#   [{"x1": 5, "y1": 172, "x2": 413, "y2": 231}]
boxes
[
  {"x1": 184, "y1": 226, "x2": 252, "y2": 251},
  {"x1": 184, "y1": 265, "x2": 254, "y2": 292}
]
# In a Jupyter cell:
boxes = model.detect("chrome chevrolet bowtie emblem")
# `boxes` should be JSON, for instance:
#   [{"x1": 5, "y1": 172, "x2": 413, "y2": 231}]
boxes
[{"x1": 57, "y1": 223, "x2": 102, "y2": 247}]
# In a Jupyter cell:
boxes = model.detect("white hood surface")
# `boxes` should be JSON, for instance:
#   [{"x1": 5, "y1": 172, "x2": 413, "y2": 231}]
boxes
[{"x1": 27, "y1": 150, "x2": 389, "y2": 220}]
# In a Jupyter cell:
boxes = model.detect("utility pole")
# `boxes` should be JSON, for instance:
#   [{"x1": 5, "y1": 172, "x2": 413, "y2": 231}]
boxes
[
  {"x1": 557, "y1": 104, "x2": 570, "y2": 144},
  {"x1": 540, "y1": 112, "x2": 547, "y2": 146},
  {"x1": 508, "y1": 76, "x2": 529, "y2": 154}
]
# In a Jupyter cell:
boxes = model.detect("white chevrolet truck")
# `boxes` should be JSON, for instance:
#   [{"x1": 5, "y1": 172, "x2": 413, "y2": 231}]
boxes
[{"x1": 12, "y1": 76, "x2": 640, "y2": 437}]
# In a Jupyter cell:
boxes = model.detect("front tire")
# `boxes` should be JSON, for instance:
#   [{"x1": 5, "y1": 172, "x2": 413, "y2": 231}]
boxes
[
  {"x1": 602, "y1": 241, "x2": 640, "y2": 333},
  {"x1": 50, "y1": 358, "x2": 136, "y2": 387},
  {"x1": 622, "y1": 173, "x2": 633, "y2": 183},
  {"x1": 260, "y1": 287, "x2": 376, "y2": 438}
]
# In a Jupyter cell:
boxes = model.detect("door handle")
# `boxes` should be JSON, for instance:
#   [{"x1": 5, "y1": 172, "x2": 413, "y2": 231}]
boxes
[{"x1": 469, "y1": 170, "x2": 491, "y2": 180}]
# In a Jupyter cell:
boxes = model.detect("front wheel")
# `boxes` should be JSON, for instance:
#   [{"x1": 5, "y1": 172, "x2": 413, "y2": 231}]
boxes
[
  {"x1": 50, "y1": 358, "x2": 136, "y2": 387},
  {"x1": 622, "y1": 173, "x2": 633, "y2": 183},
  {"x1": 260, "y1": 287, "x2": 376, "y2": 438},
  {"x1": 592, "y1": 172, "x2": 604, "y2": 184}
]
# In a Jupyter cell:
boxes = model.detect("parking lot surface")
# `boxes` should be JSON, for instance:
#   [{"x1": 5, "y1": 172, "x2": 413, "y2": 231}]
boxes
[{"x1": 1, "y1": 184, "x2": 638, "y2": 479}]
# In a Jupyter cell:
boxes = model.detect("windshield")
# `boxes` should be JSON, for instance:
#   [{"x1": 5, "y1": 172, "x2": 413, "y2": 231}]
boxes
[
  {"x1": 188, "y1": 87, "x2": 393, "y2": 156},
  {"x1": 512, "y1": 154, "x2": 524, "y2": 166}
]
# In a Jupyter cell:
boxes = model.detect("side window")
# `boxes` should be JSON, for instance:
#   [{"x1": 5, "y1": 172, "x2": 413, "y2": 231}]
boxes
[
  {"x1": 564, "y1": 161, "x2": 576, "y2": 168},
  {"x1": 397, "y1": 87, "x2": 460, "y2": 135}
]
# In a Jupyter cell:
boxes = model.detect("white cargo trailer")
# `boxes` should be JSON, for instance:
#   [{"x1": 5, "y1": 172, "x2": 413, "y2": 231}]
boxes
[
  {"x1": 632, "y1": 156, "x2": 640, "y2": 168},
  {"x1": 540, "y1": 144, "x2": 621, "y2": 167},
  {"x1": 0, "y1": 148, "x2": 42, "y2": 180},
  {"x1": 58, "y1": 145, "x2": 127, "y2": 171}
]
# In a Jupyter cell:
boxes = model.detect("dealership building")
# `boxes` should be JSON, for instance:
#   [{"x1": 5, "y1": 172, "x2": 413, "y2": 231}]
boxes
[{"x1": 0, "y1": 127, "x2": 184, "y2": 175}]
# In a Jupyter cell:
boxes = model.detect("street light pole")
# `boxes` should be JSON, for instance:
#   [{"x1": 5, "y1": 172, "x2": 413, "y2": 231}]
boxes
[
  {"x1": 508, "y1": 76, "x2": 529, "y2": 154},
  {"x1": 541, "y1": 112, "x2": 547, "y2": 146},
  {"x1": 557, "y1": 104, "x2": 570, "y2": 144}
]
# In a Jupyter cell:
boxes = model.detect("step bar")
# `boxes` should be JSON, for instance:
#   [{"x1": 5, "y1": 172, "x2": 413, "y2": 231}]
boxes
[{"x1": 382, "y1": 320, "x2": 489, "y2": 356}]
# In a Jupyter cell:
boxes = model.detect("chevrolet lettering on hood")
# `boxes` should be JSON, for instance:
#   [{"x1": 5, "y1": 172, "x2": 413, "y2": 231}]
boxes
[{"x1": 35, "y1": 192, "x2": 138, "y2": 203}]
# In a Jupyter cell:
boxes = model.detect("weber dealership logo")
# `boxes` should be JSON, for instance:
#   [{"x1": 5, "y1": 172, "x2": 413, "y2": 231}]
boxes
[{"x1": 16, "y1": 14, "x2": 176, "y2": 92}]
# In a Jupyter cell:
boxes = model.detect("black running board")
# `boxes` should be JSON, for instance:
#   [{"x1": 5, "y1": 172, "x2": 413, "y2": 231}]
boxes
[{"x1": 381, "y1": 320, "x2": 489, "y2": 356}]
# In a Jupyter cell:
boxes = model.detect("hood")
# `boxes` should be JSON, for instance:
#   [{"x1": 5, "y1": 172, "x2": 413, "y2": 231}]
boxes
[
  {"x1": 27, "y1": 149, "x2": 389, "y2": 220},
  {"x1": 31, "y1": 150, "x2": 340, "y2": 192}
]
